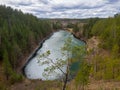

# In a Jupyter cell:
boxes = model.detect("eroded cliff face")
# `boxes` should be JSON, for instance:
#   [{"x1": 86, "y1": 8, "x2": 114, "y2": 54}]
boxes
[{"x1": 86, "y1": 36, "x2": 100, "y2": 53}]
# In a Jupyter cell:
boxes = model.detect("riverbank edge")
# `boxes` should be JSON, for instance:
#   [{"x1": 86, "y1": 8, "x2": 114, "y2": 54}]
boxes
[{"x1": 21, "y1": 30, "x2": 62, "y2": 76}]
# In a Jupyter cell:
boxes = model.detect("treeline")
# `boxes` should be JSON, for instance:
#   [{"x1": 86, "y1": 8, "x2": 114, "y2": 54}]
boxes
[
  {"x1": 66, "y1": 18, "x2": 101, "y2": 38},
  {"x1": 83, "y1": 15, "x2": 120, "y2": 81},
  {"x1": 83, "y1": 18, "x2": 100, "y2": 39},
  {"x1": 67, "y1": 22, "x2": 79, "y2": 32},
  {"x1": 0, "y1": 5, "x2": 54, "y2": 84}
]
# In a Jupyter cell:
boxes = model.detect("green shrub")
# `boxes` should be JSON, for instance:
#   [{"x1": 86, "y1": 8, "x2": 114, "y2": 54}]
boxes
[
  {"x1": 0, "y1": 83, "x2": 6, "y2": 90},
  {"x1": 115, "y1": 76, "x2": 120, "y2": 81},
  {"x1": 10, "y1": 73, "x2": 23, "y2": 84}
]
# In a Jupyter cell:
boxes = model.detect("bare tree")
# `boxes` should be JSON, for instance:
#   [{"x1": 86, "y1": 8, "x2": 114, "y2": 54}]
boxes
[{"x1": 38, "y1": 38, "x2": 85, "y2": 90}]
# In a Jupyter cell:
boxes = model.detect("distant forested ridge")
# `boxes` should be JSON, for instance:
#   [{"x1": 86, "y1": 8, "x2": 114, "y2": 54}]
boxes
[{"x1": 0, "y1": 5, "x2": 55, "y2": 82}]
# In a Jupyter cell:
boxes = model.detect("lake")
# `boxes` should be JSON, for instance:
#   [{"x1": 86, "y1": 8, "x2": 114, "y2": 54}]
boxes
[{"x1": 24, "y1": 30, "x2": 85, "y2": 80}]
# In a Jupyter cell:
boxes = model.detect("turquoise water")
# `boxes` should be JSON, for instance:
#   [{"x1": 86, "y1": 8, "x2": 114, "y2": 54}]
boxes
[{"x1": 24, "y1": 30, "x2": 85, "y2": 80}]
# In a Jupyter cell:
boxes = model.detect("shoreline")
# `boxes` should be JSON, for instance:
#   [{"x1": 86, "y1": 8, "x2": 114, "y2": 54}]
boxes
[
  {"x1": 64, "y1": 28, "x2": 87, "y2": 44},
  {"x1": 21, "y1": 29, "x2": 86, "y2": 78},
  {"x1": 21, "y1": 30, "x2": 60, "y2": 76}
]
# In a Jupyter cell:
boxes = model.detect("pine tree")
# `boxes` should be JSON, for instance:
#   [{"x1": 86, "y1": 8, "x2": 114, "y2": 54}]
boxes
[{"x1": 3, "y1": 49, "x2": 12, "y2": 80}]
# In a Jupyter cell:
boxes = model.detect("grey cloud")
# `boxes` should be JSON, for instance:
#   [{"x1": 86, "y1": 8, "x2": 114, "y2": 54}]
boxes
[
  {"x1": 8, "y1": 1, "x2": 33, "y2": 6},
  {"x1": 53, "y1": 3, "x2": 103, "y2": 10},
  {"x1": 31, "y1": 8, "x2": 48, "y2": 13},
  {"x1": 107, "y1": 0, "x2": 119, "y2": 3},
  {"x1": 38, "y1": 0, "x2": 50, "y2": 4},
  {"x1": 18, "y1": 2, "x2": 33, "y2": 6}
]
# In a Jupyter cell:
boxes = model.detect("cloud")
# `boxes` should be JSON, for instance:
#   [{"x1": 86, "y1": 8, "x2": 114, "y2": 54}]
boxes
[
  {"x1": 0, "y1": 0, "x2": 120, "y2": 18},
  {"x1": 107, "y1": 0, "x2": 119, "y2": 3}
]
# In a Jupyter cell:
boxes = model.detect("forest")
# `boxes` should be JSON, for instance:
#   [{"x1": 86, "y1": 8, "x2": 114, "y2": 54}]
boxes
[
  {"x1": 83, "y1": 14, "x2": 120, "y2": 81},
  {"x1": 0, "y1": 5, "x2": 56, "y2": 85}
]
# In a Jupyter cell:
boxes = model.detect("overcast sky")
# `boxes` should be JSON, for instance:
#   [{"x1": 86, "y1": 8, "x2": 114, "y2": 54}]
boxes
[{"x1": 0, "y1": 0, "x2": 120, "y2": 18}]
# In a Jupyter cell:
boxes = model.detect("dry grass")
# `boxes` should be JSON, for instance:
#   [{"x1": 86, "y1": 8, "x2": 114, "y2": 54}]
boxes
[{"x1": 66, "y1": 79, "x2": 120, "y2": 90}]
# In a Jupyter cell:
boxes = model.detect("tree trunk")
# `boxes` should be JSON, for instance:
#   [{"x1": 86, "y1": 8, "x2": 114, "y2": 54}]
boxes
[
  {"x1": 63, "y1": 76, "x2": 67, "y2": 90},
  {"x1": 63, "y1": 65, "x2": 69, "y2": 90}
]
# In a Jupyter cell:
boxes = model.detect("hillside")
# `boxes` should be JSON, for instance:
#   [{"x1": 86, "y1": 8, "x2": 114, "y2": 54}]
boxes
[{"x1": 0, "y1": 5, "x2": 55, "y2": 89}]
